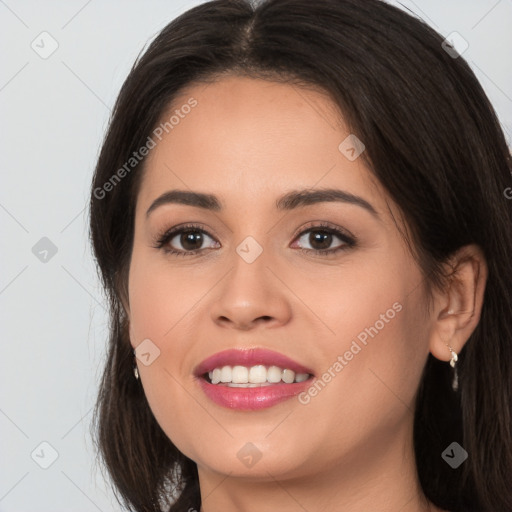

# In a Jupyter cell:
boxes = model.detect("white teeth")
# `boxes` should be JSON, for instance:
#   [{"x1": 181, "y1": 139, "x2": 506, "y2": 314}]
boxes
[
  {"x1": 220, "y1": 366, "x2": 232, "y2": 383},
  {"x1": 282, "y1": 369, "x2": 295, "y2": 384},
  {"x1": 267, "y1": 365, "x2": 282, "y2": 383},
  {"x1": 205, "y1": 364, "x2": 311, "y2": 385},
  {"x1": 232, "y1": 365, "x2": 249, "y2": 384},
  {"x1": 211, "y1": 368, "x2": 222, "y2": 384},
  {"x1": 249, "y1": 365, "x2": 267, "y2": 383}
]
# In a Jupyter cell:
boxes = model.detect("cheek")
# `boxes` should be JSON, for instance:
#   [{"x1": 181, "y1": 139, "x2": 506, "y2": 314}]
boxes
[
  {"x1": 128, "y1": 249, "x2": 200, "y2": 342},
  {"x1": 128, "y1": 277, "x2": 173, "y2": 342},
  {"x1": 127, "y1": 250, "x2": 212, "y2": 460},
  {"x1": 291, "y1": 293, "x2": 428, "y2": 470},
  {"x1": 311, "y1": 253, "x2": 429, "y2": 414},
  {"x1": 129, "y1": 251, "x2": 202, "y2": 456},
  {"x1": 301, "y1": 250, "x2": 412, "y2": 359}
]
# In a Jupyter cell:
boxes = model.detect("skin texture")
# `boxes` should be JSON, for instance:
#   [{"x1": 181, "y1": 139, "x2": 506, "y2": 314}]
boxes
[{"x1": 126, "y1": 76, "x2": 487, "y2": 512}]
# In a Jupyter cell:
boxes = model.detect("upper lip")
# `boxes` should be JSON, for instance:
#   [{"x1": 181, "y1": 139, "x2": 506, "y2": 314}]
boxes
[{"x1": 194, "y1": 348, "x2": 315, "y2": 377}]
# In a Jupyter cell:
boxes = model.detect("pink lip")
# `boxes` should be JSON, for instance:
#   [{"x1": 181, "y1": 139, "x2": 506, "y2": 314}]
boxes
[
  {"x1": 194, "y1": 348, "x2": 315, "y2": 411},
  {"x1": 198, "y1": 378, "x2": 314, "y2": 410}
]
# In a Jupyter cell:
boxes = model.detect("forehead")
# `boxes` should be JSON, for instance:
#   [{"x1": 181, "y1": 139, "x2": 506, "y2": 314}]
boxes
[{"x1": 137, "y1": 75, "x2": 387, "y2": 216}]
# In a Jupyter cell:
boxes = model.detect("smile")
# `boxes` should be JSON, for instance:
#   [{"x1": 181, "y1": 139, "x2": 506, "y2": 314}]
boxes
[{"x1": 194, "y1": 348, "x2": 315, "y2": 410}]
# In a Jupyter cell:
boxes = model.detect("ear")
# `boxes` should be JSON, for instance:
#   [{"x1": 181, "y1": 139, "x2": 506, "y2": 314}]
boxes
[{"x1": 429, "y1": 244, "x2": 488, "y2": 362}]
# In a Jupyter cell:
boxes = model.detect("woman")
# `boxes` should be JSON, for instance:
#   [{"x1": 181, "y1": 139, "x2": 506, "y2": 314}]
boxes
[{"x1": 89, "y1": 0, "x2": 512, "y2": 511}]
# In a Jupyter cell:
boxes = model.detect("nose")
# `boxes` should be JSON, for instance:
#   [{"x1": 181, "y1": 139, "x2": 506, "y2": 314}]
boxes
[{"x1": 210, "y1": 253, "x2": 292, "y2": 331}]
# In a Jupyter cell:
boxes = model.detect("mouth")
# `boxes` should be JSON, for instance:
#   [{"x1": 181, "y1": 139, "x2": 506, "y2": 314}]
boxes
[{"x1": 194, "y1": 348, "x2": 315, "y2": 410}]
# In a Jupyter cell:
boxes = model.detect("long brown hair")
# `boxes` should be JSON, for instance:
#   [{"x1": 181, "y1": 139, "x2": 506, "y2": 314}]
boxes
[{"x1": 89, "y1": 1, "x2": 512, "y2": 510}]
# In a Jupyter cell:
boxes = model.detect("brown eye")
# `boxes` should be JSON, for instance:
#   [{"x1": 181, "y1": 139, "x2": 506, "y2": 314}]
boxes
[
  {"x1": 306, "y1": 230, "x2": 334, "y2": 251},
  {"x1": 176, "y1": 230, "x2": 205, "y2": 251},
  {"x1": 294, "y1": 227, "x2": 354, "y2": 254},
  {"x1": 166, "y1": 229, "x2": 218, "y2": 253},
  {"x1": 154, "y1": 224, "x2": 220, "y2": 255}
]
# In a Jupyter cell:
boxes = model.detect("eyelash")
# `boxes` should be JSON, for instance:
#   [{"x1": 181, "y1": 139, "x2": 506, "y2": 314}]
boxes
[{"x1": 153, "y1": 222, "x2": 357, "y2": 257}]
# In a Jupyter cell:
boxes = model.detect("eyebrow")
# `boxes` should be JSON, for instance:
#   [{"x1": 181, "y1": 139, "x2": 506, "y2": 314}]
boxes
[{"x1": 146, "y1": 188, "x2": 379, "y2": 218}]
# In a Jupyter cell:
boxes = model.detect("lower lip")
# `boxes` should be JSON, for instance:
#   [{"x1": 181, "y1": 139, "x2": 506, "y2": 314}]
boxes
[{"x1": 197, "y1": 377, "x2": 314, "y2": 410}]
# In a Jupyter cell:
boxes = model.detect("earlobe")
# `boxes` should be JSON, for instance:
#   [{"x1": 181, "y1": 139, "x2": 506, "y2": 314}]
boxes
[{"x1": 428, "y1": 244, "x2": 488, "y2": 363}]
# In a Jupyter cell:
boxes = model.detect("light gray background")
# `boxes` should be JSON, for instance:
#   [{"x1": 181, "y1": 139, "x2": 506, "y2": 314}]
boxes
[{"x1": 1, "y1": 1, "x2": 510, "y2": 511}]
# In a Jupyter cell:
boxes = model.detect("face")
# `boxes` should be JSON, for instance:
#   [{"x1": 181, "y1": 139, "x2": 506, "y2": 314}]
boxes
[{"x1": 127, "y1": 76, "x2": 432, "y2": 482}]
